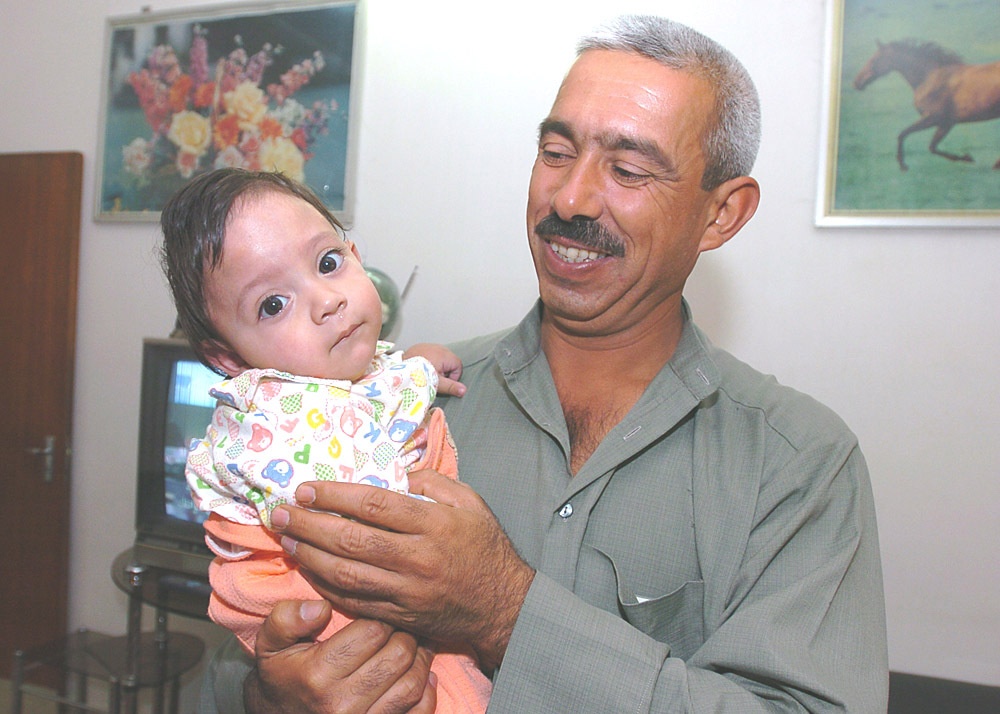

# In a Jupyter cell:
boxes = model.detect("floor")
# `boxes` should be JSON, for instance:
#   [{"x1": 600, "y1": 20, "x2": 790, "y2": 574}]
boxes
[{"x1": 2, "y1": 675, "x2": 185, "y2": 714}]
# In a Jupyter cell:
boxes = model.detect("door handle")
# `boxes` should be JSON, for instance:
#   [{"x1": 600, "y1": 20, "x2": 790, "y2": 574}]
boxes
[{"x1": 26, "y1": 435, "x2": 56, "y2": 483}]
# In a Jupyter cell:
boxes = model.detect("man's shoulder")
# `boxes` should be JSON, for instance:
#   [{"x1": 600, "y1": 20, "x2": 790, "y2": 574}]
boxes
[
  {"x1": 447, "y1": 328, "x2": 511, "y2": 368},
  {"x1": 707, "y1": 345, "x2": 857, "y2": 453},
  {"x1": 437, "y1": 328, "x2": 521, "y2": 417}
]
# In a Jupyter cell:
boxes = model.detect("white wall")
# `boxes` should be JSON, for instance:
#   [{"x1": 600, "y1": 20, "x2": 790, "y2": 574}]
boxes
[{"x1": 2, "y1": 0, "x2": 998, "y2": 704}]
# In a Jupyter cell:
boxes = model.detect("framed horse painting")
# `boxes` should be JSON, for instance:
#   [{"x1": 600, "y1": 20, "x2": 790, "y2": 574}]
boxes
[
  {"x1": 816, "y1": 0, "x2": 1000, "y2": 226},
  {"x1": 95, "y1": 0, "x2": 362, "y2": 224}
]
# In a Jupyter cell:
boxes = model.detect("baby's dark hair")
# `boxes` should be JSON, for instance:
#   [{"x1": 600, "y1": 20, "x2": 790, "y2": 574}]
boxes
[{"x1": 160, "y1": 168, "x2": 344, "y2": 369}]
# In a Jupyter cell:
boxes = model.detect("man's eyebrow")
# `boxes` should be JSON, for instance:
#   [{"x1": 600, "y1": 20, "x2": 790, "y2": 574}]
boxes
[
  {"x1": 537, "y1": 118, "x2": 676, "y2": 176},
  {"x1": 601, "y1": 132, "x2": 675, "y2": 175},
  {"x1": 538, "y1": 118, "x2": 573, "y2": 142}
]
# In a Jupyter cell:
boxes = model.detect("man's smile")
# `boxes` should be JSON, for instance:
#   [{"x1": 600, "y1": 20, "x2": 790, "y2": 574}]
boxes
[{"x1": 547, "y1": 239, "x2": 608, "y2": 264}]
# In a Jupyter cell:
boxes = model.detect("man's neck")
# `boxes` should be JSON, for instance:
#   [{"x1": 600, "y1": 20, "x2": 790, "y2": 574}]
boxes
[
  {"x1": 540, "y1": 303, "x2": 685, "y2": 384},
  {"x1": 540, "y1": 304, "x2": 686, "y2": 473}
]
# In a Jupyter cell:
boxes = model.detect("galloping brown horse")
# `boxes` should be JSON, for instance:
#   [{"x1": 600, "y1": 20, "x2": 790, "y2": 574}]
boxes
[{"x1": 853, "y1": 40, "x2": 1000, "y2": 171}]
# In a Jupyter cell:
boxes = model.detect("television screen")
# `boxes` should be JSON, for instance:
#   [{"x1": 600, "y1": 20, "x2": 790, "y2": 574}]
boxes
[
  {"x1": 163, "y1": 358, "x2": 217, "y2": 522},
  {"x1": 134, "y1": 338, "x2": 219, "y2": 576}
]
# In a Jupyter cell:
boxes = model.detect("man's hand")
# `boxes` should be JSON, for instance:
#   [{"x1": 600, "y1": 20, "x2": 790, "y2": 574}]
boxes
[
  {"x1": 244, "y1": 600, "x2": 438, "y2": 714},
  {"x1": 271, "y1": 471, "x2": 535, "y2": 669}
]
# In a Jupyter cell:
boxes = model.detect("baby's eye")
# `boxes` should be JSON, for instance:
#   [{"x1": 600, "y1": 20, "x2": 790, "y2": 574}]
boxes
[
  {"x1": 259, "y1": 295, "x2": 288, "y2": 319},
  {"x1": 319, "y1": 249, "x2": 345, "y2": 274}
]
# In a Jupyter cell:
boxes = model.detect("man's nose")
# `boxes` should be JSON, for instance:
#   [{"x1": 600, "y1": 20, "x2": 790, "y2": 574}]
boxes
[{"x1": 550, "y1": 156, "x2": 603, "y2": 221}]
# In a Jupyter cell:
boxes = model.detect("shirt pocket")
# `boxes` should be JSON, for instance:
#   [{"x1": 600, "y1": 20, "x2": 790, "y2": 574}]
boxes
[{"x1": 594, "y1": 546, "x2": 706, "y2": 661}]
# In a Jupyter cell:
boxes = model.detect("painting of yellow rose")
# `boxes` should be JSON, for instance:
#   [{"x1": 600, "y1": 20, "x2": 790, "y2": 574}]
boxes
[{"x1": 96, "y1": 1, "x2": 359, "y2": 222}]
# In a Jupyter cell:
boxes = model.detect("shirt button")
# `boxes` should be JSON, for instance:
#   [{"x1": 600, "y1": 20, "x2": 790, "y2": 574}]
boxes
[{"x1": 558, "y1": 503, "x2": 573, "y2": 519}]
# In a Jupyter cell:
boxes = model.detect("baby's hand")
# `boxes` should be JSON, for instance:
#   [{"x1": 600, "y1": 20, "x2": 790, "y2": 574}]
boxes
[{"x1": 404, "y1": 343, "x2": 466, "y2": 397}]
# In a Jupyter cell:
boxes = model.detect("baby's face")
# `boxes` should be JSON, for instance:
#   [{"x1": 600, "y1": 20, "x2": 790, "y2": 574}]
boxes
[{"x1": 203, "y1": 191, "x2": 383, "y2": 381}]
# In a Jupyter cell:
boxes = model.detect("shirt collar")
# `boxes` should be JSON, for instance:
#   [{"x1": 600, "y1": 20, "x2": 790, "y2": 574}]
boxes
[{"x1": 496, "y1": 298, "x2": 720, "y2": 404}]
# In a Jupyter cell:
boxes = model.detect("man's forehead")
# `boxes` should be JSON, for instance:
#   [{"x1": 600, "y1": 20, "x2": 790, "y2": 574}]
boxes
[
  {"x1": 545, "y1": 52, "x2": 712, "y2": 158},
  {"x1": 557, "y1": 49, "x2": 713, "y2": 106}
]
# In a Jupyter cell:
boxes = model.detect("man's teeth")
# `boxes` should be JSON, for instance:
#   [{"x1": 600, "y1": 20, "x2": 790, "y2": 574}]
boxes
[{"x1": 550, "y1": 242, "x2": 603, "y2": 263}]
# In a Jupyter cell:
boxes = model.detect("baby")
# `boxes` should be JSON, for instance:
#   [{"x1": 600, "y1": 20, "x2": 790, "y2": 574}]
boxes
[{"x1": 159, "y1": 168, "x2": 488, "y2": 712}]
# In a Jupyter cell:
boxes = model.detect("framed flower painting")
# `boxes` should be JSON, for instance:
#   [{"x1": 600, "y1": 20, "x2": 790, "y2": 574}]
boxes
[{"x1": 96, "y1": 0, "x2": 361, "y2": 223}]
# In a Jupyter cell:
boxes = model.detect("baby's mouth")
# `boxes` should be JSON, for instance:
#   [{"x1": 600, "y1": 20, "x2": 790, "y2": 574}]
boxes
[{"x1": 332, "y1": 323, "x2": 359, "y2": 348}]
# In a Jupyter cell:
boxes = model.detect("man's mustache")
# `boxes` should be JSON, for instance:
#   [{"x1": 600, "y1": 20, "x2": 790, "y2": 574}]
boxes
[{"x1": 535, "y1": 214, "x2": 625, "y2": 258}]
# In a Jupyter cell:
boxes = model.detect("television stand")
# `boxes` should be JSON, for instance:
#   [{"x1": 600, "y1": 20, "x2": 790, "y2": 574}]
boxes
[
  {"x1": 112, "y1": 547, "x2": 212, "y2": 617},
  {"x1": 11, "y1": 548, "x2": 211, "y2": 714}
]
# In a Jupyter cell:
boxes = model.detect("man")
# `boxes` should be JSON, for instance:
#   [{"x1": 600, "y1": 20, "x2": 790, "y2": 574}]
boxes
[{"x1": 202, "y1": 15, "x2": 888, "y2": 713}]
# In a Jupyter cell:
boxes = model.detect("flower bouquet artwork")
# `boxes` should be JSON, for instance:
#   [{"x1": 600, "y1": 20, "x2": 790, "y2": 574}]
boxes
[{"x1": 97, "y1": 2, "x2": 359, "y2": 222}]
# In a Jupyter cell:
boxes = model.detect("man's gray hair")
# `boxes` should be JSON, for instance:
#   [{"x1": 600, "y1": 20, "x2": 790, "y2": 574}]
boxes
[{"x1": 578, "y1": 15, "x2": 761, "y2": 190}]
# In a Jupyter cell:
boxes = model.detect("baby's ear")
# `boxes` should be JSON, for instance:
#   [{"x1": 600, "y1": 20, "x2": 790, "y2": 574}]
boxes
[
  {"x1": 201, "y1": 340, "x2": 249, "y2": 377},
  {"x1": 349, "y1": 241, "x2": 363, "y2": 261}
]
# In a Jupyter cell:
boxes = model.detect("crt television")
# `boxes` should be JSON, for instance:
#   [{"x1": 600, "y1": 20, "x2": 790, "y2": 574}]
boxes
[{"x1": 134, "y1": 337, "x2": 219, "y2": 576}]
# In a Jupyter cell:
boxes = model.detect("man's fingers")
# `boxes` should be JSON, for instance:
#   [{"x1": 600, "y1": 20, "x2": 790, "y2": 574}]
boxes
[
  {"x1": 292, "y1": 482, "x2": 430, "y2": 534},
  {"x1": 293, "y1": 539, "x2": 411, "y2": 620},
  {"x1": 281, "y1": 508, "x2": 412, "y2": 584},
  {"x1": 370, "y1": 646, "x2": 438, "y2": 714},
  {"x1": 248, "y1": 616, "x2": 432, "y2": 713},
  {"x1": 256, "y1": 600, "x2": 333, "y2": 656},
  {"x1": 407, "y1": 469, "x2": 483, "y2": 509}
]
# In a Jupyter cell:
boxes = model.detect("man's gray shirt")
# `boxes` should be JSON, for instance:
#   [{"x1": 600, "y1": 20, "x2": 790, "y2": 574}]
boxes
[{"x1": 200, "y1": 301, "x2": 888, "y2": 712}]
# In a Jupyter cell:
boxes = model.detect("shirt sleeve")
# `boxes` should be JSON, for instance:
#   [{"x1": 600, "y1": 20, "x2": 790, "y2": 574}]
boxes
[
  {"x1": 487, "y1": 445, "x2": 888, "y2": 713},
  {"x1": 197, "y1": 633, "x2": 254, "y2": 714}
]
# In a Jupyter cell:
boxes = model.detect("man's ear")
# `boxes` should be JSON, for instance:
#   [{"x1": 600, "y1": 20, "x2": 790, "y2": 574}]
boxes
[
  {"x1": 698, "y1": 176, "x2": 761, "y2": 253},
  {"x1": 200, "y1": 340, "x2": 249, "y2": 378}
]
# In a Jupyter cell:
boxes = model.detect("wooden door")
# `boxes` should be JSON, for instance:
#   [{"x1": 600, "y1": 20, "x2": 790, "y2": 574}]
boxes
[{"x1": 0, "y1": 152, "x2": 82, "y2": 677}]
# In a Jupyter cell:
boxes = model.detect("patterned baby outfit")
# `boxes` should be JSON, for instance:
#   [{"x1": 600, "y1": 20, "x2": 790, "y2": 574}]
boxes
[
  {"x1": 185, "y1": 344, "x2": 491, "y2": 712},
  {"x1": 186, "y1": 343, "x2": 436, "y2": 533}
]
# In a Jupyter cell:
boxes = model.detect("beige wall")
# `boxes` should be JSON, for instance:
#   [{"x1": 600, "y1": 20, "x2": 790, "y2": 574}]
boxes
[{"x1": 2, "y1": 1, "x2": 998, "y2": 706}]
